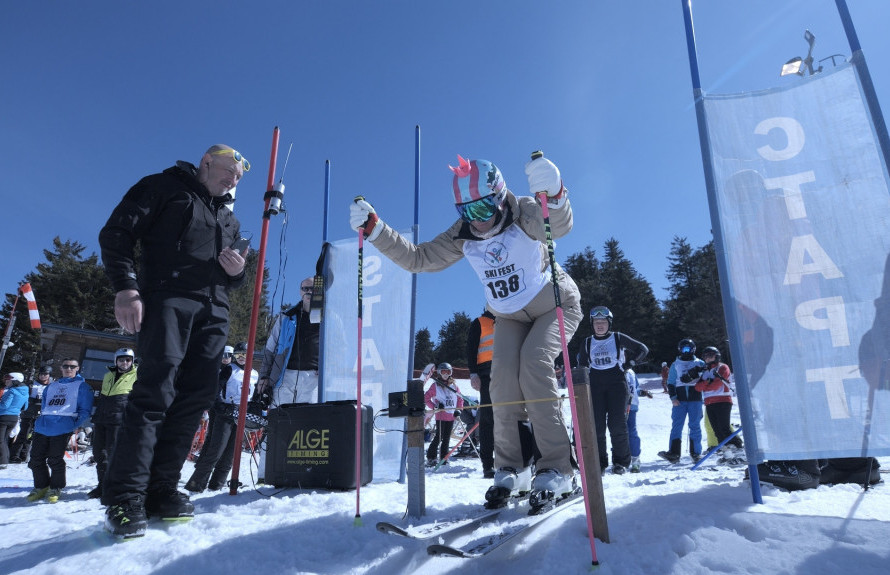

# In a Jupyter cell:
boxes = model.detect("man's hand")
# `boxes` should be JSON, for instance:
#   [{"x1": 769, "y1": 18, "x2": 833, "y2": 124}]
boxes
[
  {"x1": 114, "y1": 289, "x2": 144, "y2": 334},
  {"x1": 470, "y1": 373, "x2": 482, "y2": 391},
  {"x1": 219, "y1": 246, "x2": 247, "y2": 276}
]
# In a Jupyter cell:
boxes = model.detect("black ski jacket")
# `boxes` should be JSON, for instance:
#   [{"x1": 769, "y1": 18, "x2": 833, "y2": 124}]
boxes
[{"x1": 99, "y1": 161, "x2": 244, "y2": 308}]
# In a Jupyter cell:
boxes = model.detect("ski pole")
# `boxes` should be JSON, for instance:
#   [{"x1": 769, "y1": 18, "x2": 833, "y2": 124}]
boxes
[
  {"x1": 354, "y1": 195, "x2": 366, "y2": 526},
  {"x1": 531, "y1": 150, "x2": 599, "y2": 567}
]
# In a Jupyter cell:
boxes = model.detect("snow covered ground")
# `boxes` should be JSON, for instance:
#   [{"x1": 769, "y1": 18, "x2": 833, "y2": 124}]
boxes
[{"x1": 1, "y1": 374, "x2": 887, "y2": 575}]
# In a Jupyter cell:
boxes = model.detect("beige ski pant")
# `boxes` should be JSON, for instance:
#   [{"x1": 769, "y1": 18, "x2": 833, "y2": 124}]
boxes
[{"x1": 489, "y1": 270, "x2": 582, "y2": 476}]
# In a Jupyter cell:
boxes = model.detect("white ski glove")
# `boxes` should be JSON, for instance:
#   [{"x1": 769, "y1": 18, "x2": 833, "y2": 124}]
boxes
[
  {"x1": 349, "y1": 198, "x2": 383, "y2": 241},
  {"x1": 525, "y1": 156, "x2": 566, "y2": 207}
]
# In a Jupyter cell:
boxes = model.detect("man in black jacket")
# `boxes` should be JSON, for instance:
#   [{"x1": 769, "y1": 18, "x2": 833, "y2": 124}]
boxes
[{"x1": 98, "y1": 144, "x2": 249, "y2": 539}]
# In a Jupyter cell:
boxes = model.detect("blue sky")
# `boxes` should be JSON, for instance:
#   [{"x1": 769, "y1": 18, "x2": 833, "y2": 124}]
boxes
[{"x1": 2, "y1": 0, "x2": 887, "y2": 340}]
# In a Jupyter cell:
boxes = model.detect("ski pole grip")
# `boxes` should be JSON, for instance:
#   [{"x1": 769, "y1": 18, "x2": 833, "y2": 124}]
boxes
[{"x1": 530, "y1": 150, "x2": 543, "y2": 160}]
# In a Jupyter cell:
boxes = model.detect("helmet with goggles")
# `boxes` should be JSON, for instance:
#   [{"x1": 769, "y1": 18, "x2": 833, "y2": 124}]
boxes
[
  {"x1": 436, "y1": 362, "x2": 453, "y2": 376},
  {"x1": 450, "y1": 156, "x2": 507, "y2": 223},
  {"x1": 589, "y1": 306, "x2": 613, "y2": 331},
  {"x1": 678, "y1": 338, "x2": 696, "y2": 360}
]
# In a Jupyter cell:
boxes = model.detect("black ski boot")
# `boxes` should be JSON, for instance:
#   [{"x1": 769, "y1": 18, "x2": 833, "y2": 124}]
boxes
[
  {"x1": 689, "y1": 439, "x2": 701, "y2": 462},
  {"x1": 658, "y1": 439, "x2": 682, "y2": 464},
  {"x1": 145, "y1": 485, "x2": 194, "y2": 520},
  {"x1": 105, "y1": 496, "x2": 148, "y2": 539},
  {"x1": 87, "y1": 483, "x2": 103, "y2": 499}
]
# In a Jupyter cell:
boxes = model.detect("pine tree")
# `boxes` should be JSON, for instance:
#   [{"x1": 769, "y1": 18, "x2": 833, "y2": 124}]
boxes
[
  {"x1": 0, "y1": 238, "x2": 117, "y2": 375},
  {"x1": 563, "y1": 240, "x2": 661, "y2": 369},
  {"x1": 434, "y1": 311, "x2": 472, "y2": 368},
  {"x1": 661, "y1": 237, "x2": 728, "y2": 363},
  {"x1": 413, "y1": 327, "x2": 435, "y2": 370},
  {"x1": 226, "y1": 249, "x2": 272, "y2": 348}
]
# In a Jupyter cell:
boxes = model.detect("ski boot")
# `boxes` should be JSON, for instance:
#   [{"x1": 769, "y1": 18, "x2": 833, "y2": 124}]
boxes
[
  {"x1": 630, "y1": 456, "x2": 641, "y2": 473},
  {"x1": 484, "y1": 466, "x2": 531, "y2": 509},
  {"x1": 105, "y1": 496, "x2": 148, "y2": 540},
  {"x1": 528, "y1": 468, "x2": 575, "y2": 512},
  {"x1": 144, "y1": 485, "x2": 194, "y2": 520},
  {"x1": 689, "y1": 439, "x2": 701, "y2": 463},
  {"x1": 658, "y1": 438, "x2": 682, "y2": 464}
]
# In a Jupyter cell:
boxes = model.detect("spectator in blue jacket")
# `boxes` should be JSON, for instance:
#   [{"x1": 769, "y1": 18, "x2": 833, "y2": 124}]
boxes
[
  {"x1": 27, "y1": 359, "x2": 93, "y2": 503},
  {"x1": 1, "y1": 372, "x2": 30, "y2": 469}
]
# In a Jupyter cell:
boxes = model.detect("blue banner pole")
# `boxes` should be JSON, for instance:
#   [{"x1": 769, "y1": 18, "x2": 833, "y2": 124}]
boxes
[
  {"x1": 399, "y1": 126, "x2": 423, "y2": 486},
  {"x1": 835, "y1": 0, "x2": 890, "y2": 174},
  {"x1": 679, "y1": 0, "x2": 762, "y2": 503},
  {"x1": 318, "y1": 160, "x2": 332, "y2": 403}
]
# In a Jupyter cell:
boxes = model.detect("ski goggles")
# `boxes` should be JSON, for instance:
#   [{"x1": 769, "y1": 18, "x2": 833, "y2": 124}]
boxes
[
  {"x1": 590, "y1": 307, "x2": 611, "y2": 318},
  {"x1": 438, "y1": 369, "x2": 453, "y2": 377},
  {"x1": 455, "y1": 195, "x2": 499, "y2": 223},
  {"x1": 211, "y1": 148, "x2": 251, "y2": 172}
]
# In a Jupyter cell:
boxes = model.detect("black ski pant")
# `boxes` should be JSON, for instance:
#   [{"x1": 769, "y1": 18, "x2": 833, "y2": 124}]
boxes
[
  {"x1": 0, "y1": 415, "x2": 18, "y2": 465},
  {"x1": 476, "y1": 371, "x2": 495, "y2": 471},
  {"x1": 9, "y1": 416, "x2": 35, "y2": 462},
  {"x1": 590, "y1": 378, "x2": 631, "y2": 469},
  {"x1": 427, "y1": 419, "x2": 455, "y2": 461},
  {"x1": 102, "y1": 293, "x2": 229, "y2": 505},
  {"x1": 188, "y1": 407, "x2": 238, "y2": 490},
  {"x1": 705, "y1": 402, "x2": 743, "y2": 448},
  {"x1": 92, "y1": 420, "x2": 123, "y2": 487},
  {"x1": 28, "y1": 432, "x2": 69, "y2": 489}
]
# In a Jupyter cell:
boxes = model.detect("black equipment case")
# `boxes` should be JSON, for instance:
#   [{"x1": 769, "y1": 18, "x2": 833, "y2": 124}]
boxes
[{"x1": 265, "y1": 400, "x2": 373, "y2": 489}]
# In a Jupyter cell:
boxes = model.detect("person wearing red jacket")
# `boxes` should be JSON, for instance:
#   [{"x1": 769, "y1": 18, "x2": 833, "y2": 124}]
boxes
[
  {"x1": 424, "y1": 363, "x2": 464, "y2": 466},
  {"x1": 694, "y1": 347, "x2": 743, "y2": 453}
]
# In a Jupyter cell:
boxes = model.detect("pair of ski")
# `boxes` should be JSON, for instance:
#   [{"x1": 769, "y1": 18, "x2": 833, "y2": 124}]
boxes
[{"x1": 376, "y1": 489, "x2": 583, "y2": 558}]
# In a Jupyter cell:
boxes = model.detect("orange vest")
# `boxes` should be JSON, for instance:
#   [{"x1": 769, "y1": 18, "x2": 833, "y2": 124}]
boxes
[{"x1": 477, "y1": 316, "x2": 494, "y2": 364}]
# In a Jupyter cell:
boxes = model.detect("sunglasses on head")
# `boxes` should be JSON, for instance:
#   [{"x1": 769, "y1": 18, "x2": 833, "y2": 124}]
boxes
[
  {"x1": 210, "y1": 148, "x2": 250, "y2": 172},
  {"x1": 455, "y1": 195, "x2": 499, "y2": 223}
]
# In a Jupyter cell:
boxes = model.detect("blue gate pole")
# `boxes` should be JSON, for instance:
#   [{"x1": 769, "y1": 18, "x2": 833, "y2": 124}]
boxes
[{"x1": 679, "y1": 0, "x2": 762, "y2": 503}]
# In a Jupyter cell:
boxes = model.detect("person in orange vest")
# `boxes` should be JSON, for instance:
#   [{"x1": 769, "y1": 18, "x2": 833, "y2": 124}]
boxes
[{"x1": 467, "y1": 309, "x2": 495, "y2": 477}]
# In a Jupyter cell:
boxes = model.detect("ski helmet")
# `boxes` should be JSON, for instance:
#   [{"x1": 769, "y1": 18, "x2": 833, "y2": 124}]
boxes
[
  {"x1": 661, "y1": 362, "x2": 667, "y2": 368},
  {"x1": 223, "y1": 345, "x2": 234, "y2": 358},
  {"x1": 39, "y1": 365, "x2": 53, "y2": 375},
  {"x1": 437, "y1": 362, "x2": 453, "y2": 376},
  {"x1": 701, "y1": 346, "x2": 721, "y2": 363},
  {"x1": 233, "y1": 342, "x2": 249, "y2": 354},
  {"x1": 115, "y1": 348, "x2": 135, "y2": 360},
  {"x1": 589, "y1": 306, "x2": 613, "y2": 331},
  {"x1": 450, "y1": 156, "x2": 507, "y2": 223},
  {"x1": 678, "y1": 338, "x2": 696, "y2": 360}
]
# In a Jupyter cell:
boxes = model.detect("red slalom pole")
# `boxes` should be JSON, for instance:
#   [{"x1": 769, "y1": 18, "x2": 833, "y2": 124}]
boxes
[
  {"x1": 230, "y1": 127, "x2": 280, "y2": 494},
  {"x1": 354, "y1": 198, "x2": 365, "y2": 526},
  {"x1": 532, "y1": 151, "x2": 599, "y2": 567}
]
